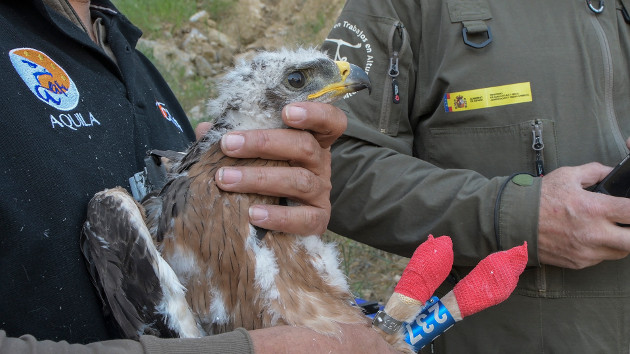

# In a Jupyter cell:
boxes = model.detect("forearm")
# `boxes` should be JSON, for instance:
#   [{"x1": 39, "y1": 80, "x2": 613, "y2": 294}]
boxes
[
  {"x1": 0, "y1": 329, "x2": 254, "y2": 354},
  {"x1": 0, "y1": 330, "x2": 144, "y2": 354},
  {"x1": 250, "y1": 323, "x2": 398, "y2": 354},
  {"x1": 329, "y1": 136, "x2": 540, "y2": 265}
]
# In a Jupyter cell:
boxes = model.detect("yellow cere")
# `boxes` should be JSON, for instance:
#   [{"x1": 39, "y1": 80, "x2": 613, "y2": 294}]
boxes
[{"x1": 307, "y1": 61, "x2": 352, "y2": 100}]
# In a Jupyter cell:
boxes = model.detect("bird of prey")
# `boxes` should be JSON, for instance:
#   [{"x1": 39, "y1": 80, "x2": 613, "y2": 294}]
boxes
[{"x1": 81, "y1": 48, "x2": 374, "y2": 340}]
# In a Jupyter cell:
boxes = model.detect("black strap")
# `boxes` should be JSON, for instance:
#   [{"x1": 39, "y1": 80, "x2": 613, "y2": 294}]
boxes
[
  {"x1": 621, "y1": 0, "x2": 630, "y2": 23},
  {"x1": 447, "y1": 0, "x2": 493, "y2": 48},
  {"x1": 493, "y1": 173, "x2": 532, "y2": 251}
]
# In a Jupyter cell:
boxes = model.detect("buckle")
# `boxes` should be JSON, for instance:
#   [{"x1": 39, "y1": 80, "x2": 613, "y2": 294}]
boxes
[{"x1": 462, "y1": 26, "x2": 493, "y2": 49}]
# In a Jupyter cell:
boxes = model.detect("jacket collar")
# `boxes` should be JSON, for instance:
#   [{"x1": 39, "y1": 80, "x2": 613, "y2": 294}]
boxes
[{"x1": 32, "y1": 0, "x2": 143, "y2": 51}]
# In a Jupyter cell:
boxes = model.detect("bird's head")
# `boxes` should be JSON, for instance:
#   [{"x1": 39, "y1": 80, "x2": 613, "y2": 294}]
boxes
[{"x1": 207, "y1": 48, "x2": 371, "y2": 133}]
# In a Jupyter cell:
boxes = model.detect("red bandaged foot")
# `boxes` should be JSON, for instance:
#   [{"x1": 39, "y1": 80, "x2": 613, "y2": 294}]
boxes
[
  {"x1": 394, "y1": 235, "x2": 453, "y2": 304},
  {"x1": 453, "y1": 242, "x2": 528, "y2": 318}
]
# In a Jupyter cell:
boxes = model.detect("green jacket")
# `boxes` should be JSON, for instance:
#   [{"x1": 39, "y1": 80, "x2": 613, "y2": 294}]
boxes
[{"x1": 323, "y1": 0, "x2": 630, "y2": 352}]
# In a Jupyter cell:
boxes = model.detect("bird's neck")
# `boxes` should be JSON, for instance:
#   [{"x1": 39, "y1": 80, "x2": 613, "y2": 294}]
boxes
[{"x1": 217, "y1": 109, "x2": 287, "y2": 132}]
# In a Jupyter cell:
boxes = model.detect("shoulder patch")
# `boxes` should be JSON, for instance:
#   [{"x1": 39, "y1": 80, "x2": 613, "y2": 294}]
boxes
[{"x1": 9, "y1": 48, "x2": 80, "y2": 111}]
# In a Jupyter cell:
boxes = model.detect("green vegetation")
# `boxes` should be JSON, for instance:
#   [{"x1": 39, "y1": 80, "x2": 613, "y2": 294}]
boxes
[
  {"x1": 278, "y1": 8, "x2": 334, "y2": 47},
  {"x1": 112, "y1": 0, "x2": 230, "y2": 126},
  {"x1": 112, "y1": 0, "x2": 236, "y2": 38},
  {"x1": 298, "y1": 10, "x2": 329, "y2": 45}
]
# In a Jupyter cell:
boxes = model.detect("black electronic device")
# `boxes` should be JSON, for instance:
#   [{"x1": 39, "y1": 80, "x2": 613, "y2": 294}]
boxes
[{"x1": 590, "y1": 153, "x2": 630, "y2": 197}]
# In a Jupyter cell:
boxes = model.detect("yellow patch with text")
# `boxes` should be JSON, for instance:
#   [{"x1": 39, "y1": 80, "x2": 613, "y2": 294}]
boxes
[{"x1": 444, "y1": 82, "x2": 532, "y2": 112}]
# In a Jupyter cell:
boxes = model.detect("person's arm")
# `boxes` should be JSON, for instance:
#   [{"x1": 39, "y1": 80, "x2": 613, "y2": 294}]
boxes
[
  {"x1": 250, "y1": 323, "x2": 399, "y2": 354},
  {"x1": 319, "y1": 0, "x2": 630, "y2": 270},
  {"x1": 313, "y1": 0, "x2": 539, "y2": 265},
  {"x1": 329, "y1": 135, "x2": 541, "y2": 265},
  {"x1": 1, "y1": 325, "x2": 399, "y2": 354},
  {"x1": 321, "y1": 0, "x2": 630, "y2": 269},
  {"x1": 0, "y1": 328, "x2": 253, "y2": 354}
]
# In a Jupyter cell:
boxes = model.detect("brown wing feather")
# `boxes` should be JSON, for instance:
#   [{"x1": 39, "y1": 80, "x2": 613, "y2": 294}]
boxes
[{"x1": 81, "y1": 187, "x2": 177, "y2": 339}]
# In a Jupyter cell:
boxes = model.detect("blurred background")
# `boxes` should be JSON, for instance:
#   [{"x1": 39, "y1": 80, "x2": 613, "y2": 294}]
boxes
[{"x1": 112, "y1": 0, "x2": 408, "y2": 303}]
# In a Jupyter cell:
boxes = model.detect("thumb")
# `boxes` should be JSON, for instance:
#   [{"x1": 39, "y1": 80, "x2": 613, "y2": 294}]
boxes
[{"x1": 573, "y1": 162, "x2": 613, "y2": 188}]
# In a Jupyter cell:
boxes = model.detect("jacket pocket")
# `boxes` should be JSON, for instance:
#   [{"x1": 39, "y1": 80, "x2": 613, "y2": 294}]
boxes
[
  {"x1": 322, "y1": 12, "x2": 412, "y2": 139},
  {"x1": 378, "y1": 21, "x2": 408, "y2": 136},
  {"x1": 425, "y1": 119, "x2": 558, "y2": 178}
]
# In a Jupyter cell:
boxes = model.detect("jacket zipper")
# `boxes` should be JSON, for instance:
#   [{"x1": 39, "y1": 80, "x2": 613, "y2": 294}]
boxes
[
  {"x1": 531, "y1": 119, "x2": 547, "y2": 292},
  {"x1": 379, "y1": 22, "x2": 405, "y2": 134},
  {"x1": 589, "y1": 16, "x2": 628, "y2": 157},
  {"x1": 390, "y1": 51, "x2": 400, "y2": 105},
  {"x1": 531, "y1": 120, "x2": 545, "y2": 177}
]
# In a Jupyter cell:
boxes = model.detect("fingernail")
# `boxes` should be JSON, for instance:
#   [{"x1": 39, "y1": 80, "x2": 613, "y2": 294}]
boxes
[
  {"x1": 286, "y1": 105, "x2": 307, "y2": 123},
  {"x1": 218, "y1": 168, "x2": 242, "y2": 184},
  {"x1": 249, "y1": 206, "x2": 269, "y2": 222},
  {"x1": 222, "y1": 134, "x2": 245, "y2": 151}
]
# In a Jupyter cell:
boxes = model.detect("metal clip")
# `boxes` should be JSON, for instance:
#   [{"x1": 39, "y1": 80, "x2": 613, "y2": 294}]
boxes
[{"x1": 587, "y1": 0, "x2": 604, "y2": 14}]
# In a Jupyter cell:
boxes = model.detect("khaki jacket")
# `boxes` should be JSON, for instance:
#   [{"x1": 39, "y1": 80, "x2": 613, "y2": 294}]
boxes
[{"x1": 323, "y1": 0, "x2": 630, "y2": 352}]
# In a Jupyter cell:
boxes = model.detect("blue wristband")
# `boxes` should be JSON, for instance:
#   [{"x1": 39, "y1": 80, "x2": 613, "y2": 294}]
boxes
[{"x1": 403, "y1": 296, "x2": 456, "y2": 351}]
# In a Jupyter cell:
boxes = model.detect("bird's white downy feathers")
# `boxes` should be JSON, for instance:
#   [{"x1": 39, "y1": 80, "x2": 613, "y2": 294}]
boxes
[{"x1": 204, "y1": 48, "x2": 343, "y2": 145}]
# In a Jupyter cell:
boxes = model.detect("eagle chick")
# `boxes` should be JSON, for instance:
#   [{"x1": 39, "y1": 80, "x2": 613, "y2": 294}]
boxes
[{"x1": 82, "y1": 48, "x2": 391, "y2": 347}]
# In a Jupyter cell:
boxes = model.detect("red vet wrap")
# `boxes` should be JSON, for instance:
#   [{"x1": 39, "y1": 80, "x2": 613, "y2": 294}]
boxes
[
  {"x1": 453, "y1": 242, "x2": 528, "y2": 318},
  {"x1": 394, "y1": 235, "x2": 454, "y2": 303}
]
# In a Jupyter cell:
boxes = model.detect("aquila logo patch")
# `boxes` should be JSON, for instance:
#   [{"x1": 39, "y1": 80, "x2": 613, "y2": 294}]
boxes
[{"x1": 9, "y1": 48, "x2": 79, "y2": 111}]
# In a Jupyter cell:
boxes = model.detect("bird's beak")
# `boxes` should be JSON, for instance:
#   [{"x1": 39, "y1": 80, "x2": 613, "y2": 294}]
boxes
[{"x1": 307, "y1": 61, "x2": 372, "y2": 101}]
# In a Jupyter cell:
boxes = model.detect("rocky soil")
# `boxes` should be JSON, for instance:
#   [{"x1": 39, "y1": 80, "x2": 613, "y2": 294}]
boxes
[{"x1": 139, "y1": 0, "x2": 347, "y2": 121}]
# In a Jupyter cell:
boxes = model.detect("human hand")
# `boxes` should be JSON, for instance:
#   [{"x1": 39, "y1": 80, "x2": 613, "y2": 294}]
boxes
[
  {"x1": 211, "y1": 102, "x2": 347, "y2": 236},
  {"x1": 195, "y1": 121, "x2": 213, "y2": 140},
  {"x1": 538, "y1": 162, "x2": 630, "y2": 269}
]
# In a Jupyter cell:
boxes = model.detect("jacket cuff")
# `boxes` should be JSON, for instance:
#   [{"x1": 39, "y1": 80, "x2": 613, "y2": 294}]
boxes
[
  {"x1": 140, "y1": 328, "x2": 254, "y2": 354},
  {"x1": 495, "y1": 174, "x2": 541, "y2": 266}
]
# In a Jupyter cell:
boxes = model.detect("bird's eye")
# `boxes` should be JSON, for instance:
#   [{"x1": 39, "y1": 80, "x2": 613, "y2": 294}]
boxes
[{"x1": 287, "y1": 71, "x2": 306, "y2": 88}]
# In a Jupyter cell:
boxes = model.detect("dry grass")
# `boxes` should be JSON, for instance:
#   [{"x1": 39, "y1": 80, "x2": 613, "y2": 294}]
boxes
[{"x1": 323, "y1": 232, "x2": 409, "y2": 303}]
